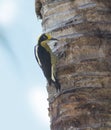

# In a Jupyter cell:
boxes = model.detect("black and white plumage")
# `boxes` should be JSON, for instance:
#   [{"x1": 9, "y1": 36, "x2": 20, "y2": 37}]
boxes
[{"x1": 34, "y1": 33, "x2": 61, "y2": 92}]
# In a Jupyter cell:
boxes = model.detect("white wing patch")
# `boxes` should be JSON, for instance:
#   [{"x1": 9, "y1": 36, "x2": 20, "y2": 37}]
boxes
[
  {"x1": 35, "y1": 45, "x2": 42, "y2": 66},
  {"x1": 51, "y1": 66, "x2": 56, "y2": 82}
]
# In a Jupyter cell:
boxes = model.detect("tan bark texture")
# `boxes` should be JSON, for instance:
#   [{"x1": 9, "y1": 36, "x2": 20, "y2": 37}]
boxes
[{"x1": 35, "y1": 0, "x2": 111, "y2": 130}]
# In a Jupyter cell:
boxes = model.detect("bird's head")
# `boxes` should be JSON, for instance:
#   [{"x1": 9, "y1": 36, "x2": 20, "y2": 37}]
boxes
[{"x1": 38, "y1": 33, "x2": 58, "y2": 44}]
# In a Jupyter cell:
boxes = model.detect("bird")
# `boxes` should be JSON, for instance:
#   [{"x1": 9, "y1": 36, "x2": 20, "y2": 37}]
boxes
[{"x1": 34, "y1": 33, "x2": 61, "y2": 92}]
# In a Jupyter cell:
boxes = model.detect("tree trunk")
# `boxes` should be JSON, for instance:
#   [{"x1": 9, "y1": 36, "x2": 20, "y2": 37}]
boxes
[{"x1": 35, "y1": 0, "x2": 111, "y2": 130}]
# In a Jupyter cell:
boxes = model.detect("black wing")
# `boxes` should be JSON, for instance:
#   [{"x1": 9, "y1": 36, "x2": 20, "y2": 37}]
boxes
[{"x1": 34, "y1": 45, "x2": 52, "y2": 85}]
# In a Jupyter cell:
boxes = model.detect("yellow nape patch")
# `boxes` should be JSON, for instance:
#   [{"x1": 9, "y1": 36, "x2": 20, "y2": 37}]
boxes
[
  {"x1": 45, "y1": 33, "x2": 52, "y2": 40},
  {"x1": 37, "y1": 33, "x2": 52, "y2": 42}
]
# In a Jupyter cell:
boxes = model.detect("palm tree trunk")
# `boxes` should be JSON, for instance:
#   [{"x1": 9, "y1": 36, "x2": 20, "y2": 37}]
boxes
[{"x1": 35, "y1": 0, "x2": 111, "y2": 130}]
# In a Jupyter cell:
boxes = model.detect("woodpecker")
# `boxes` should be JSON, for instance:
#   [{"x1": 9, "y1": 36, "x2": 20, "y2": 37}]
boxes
[{"x1": 34, "y1": 33, "x2": 61, "y2": 92}]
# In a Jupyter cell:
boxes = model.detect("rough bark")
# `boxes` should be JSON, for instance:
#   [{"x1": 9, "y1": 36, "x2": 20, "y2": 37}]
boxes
[{"x1": 35, "y1": 0, "x2": 111, "y2": 130}]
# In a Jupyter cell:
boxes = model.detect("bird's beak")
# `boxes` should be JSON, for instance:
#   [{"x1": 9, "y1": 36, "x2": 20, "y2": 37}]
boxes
[{"x1": 50, "y1": 38, "x2": 58, "y2": 41}]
